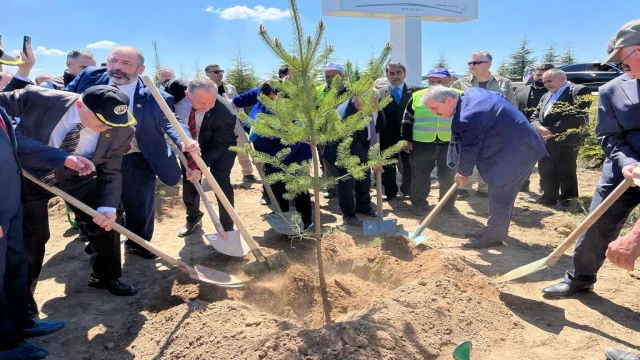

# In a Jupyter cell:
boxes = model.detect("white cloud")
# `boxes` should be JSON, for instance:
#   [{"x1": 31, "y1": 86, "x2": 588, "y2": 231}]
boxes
[
  {"x1": 205, "y1": 5, "x2": 290, "y2": 21},
  {"x1": 87, "y1": 40, "x2": 118, "y2": 50},
  {"x1": 33, "y1": 46, "x2": 66, "y2": 56},
  {"x1": 9, "y1": 49, "x2": 20, "y2": 56}
]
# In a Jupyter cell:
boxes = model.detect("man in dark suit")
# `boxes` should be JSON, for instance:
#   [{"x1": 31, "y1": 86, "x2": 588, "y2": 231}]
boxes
[
  {"x1": 423, "y1": 86, "x2": 548, "y2": 248},
  {"x1": 65, "y1": 46, "x2": 198, "y2": 259},
  {"x1": 379, "y1": 62, "x2": 420, "y2": 200},
  {"x1": 515, "y1": 63, "x2": 554, "y2": 192},
  {"x1": 323, "y1": 91, "x2": 386, "y2": 226},
  {"x1": 0, "y1": 84, "x2": 138, "y2": 317},
  {"x1": 0, "y1": 48, "x2": 67, "y2": 360},
  {"x1": 528, "y1": 69, "x2": 592, "y2": 206},
  {"x1": 165, "y1": 79, "x2": 238, "y2": 236},
  {"x1": 543, "y1": 19, "x2": 640, "y2": 299}
]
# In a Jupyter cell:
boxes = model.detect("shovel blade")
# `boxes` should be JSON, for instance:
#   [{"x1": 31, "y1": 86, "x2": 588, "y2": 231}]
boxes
[
  {"x1": 494, "y1": 257, "x2": 550, "y2": 283},
  {"x1": 263, "y1": 211, "x2": 302, "y2": 236},
  {"x1": 191, "y1": 265, "x2": 245, "y2": 288},
  {"x1": 363, "y1": 219, "x2": 397, "y2": 236},
  {"x1": 204, "y1": 231, "x2": 249, "y2": 257},
  {"x1": 411, "y1": 235, "x2": 429, "y2": 245},
  {"x1": 452, "y1": 341, "x2": 472, "y2": 360},
  {"x1": 242, "y1": 250, "x2": 290, "y2": 277}
]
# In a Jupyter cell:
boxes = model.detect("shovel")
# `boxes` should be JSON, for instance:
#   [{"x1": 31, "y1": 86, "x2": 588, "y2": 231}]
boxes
[
  {"x1": 452, "y1": 341, "x2": 472, "y2": 360},
  {"x1": 23, "y1": 172, "x2": 244, "y2": 288},
  {"x1": 142, "y1": 76, "x2": 290, "y2": 275},
  {"x1": 363, "y1": 136, "x2": 397, "y2": 235},
  {"x1": 398, "y1": 183, "x2": 458, "y2": 245},
  {"x1": 171, "y1": 143, "x2": 249, "y2": 257},
  {"x1": 234, "y1": 118, "x2": 303, "y2": 236},
  {"x1": 495, "y1": 178, "x2": 633, "y2": 283}
]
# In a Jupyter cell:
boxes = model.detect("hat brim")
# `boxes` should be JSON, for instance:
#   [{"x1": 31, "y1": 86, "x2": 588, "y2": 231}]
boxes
[
  {"x1": 426, "y1": 74, "x2": 450, "y2": 78},
  {"x1": 602, "y1": 48, "x2": 622, "y2": 64},
  {"x1": 0, "y1": 50, "x2": 24, "y2": 66},
  {"x1": 95, "y1": 110, "x2": 137, "y2": 127}
]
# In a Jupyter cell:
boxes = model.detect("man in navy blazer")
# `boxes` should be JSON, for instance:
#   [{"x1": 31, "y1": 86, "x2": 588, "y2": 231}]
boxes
[
  {"x1": 65, "y1": 46, "x2": 199, "y2": 259},
  {"x1": 423, "y1": 86, "x2": 548, "y2": 248},
  {"x1": 543, "y1": 19, "x2": 640, "y2": 299}
]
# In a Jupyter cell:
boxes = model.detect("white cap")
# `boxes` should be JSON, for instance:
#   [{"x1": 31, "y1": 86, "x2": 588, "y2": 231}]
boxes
[{"x1": 324, "y1": 62, "x2": 344, "y2": 74}]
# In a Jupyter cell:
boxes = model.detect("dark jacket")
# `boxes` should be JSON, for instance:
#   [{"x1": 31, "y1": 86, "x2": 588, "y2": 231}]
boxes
[
  {"x1": 515, "y1": 85, "x2": 548, "y2": 120},
  {"x1": 0, "y1": 106, "x2": 23, "y2": 222},
  {"x1": 379, "y1": 83, "x2": 421, "y2": 150},
  {"x1": 198, "y1": 96, "x2": 239, "y2": 166},
  {"x1": 43, "y1": 71, "x2": 76, "y2": 90}
]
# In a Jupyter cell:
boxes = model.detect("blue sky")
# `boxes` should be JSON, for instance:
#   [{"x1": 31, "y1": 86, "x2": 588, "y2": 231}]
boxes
[{"x1": 1, "y1": 0, "x2": 639, "y2": 81}]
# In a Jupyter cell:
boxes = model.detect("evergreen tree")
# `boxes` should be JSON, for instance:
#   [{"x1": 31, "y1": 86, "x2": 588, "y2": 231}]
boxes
[
  {"x1": 541, "y1": 40, "x2": 560, "y2": 63},
  {"x1": 342, "y1": 60, "x2": 355, "y2": 83},
  {"x1": 178, "y1": 63, "x2": 190, "y2": 80},
  {"x1": 433, "y1": 51, "x2": 449, "y2": 68},
  {"x1": 151, "y1": 41, "x2": 163, "y2": 87},
  {"x1": 236, "y1": 0, "x2": 404, "y2": 325},
  {"x1": 226, "y1": 49, "x2": 260, "y2": 94},
  {"x1": 559, "y1": 44, "x2": 577, "y2": 64},
  {"x1": 496, "y1": 56, "x2": 510, "y2": 78},
  {"x1": 353, "y1": 62, "x2": 361, "y2": 81},
  {"x1": 192, "y1": 59, "x2": 204, "y2": 79},
  {"x1": 366, "y1": 48, "x2": 384, "y2": 80},
  {"x1": 506, "y1": 37, "x2": 536, "y2": 81}
]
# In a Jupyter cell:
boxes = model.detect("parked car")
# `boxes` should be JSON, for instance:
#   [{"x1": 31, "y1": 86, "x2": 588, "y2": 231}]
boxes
[
  {"x1": 522, "y1": 63, "x2": 567, "y2": 84},
  {"x1": 524, "y1": 62, "x2": 623, "y2": 91}
]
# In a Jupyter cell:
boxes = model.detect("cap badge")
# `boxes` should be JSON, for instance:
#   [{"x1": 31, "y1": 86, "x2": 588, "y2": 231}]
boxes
[{"x1": 114, "y1": 105, "x2": 128, "y2": 115}]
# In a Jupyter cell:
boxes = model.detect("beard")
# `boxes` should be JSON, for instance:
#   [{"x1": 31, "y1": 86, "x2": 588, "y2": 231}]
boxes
[{"x1": 108, "y1": 69, "x2": 137, "y2": 85}]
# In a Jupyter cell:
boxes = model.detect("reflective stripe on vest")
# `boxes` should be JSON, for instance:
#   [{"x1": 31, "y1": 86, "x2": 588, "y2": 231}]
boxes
[{"x1": 411, "y1": 89, "x2": 454, "y2": 142}]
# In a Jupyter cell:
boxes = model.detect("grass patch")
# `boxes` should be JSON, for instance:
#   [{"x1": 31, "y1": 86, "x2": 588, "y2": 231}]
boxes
[{"x1": 357, "y1": 236, "x2": 383, "y2": 248}]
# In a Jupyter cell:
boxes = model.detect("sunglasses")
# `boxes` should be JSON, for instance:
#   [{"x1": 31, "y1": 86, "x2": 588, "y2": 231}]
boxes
[
  {"x1": 467, "y1": 61, "x2": 489, "y2": 66},
  {"x1": 616, "y1": 49, "x2": 635, "y2": 72},
  {"x1": 206, "y1": 70, "x2": 224, "y2": 74}
]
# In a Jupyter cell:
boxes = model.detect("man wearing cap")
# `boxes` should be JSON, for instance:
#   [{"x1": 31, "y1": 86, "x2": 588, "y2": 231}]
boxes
[
  {"x1": 401, "y1": 68, "x2": 459, "y2": 215},
  {"x1": 0, "y1": 83, "x2": 138, "y2": 317},
  {"x1": 542, "y1": 19, "x2": 640, "y2": 300}
]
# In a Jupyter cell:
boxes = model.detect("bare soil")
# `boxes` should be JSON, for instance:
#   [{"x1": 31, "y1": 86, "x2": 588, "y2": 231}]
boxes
[{"x1": 30, "y1": 165, "x2": 639, "y2": 359}]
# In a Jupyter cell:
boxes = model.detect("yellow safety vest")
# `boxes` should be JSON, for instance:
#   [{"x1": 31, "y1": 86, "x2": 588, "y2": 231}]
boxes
[{"x1": 411, "y1": 88, "x2": 461, "y2": 142}]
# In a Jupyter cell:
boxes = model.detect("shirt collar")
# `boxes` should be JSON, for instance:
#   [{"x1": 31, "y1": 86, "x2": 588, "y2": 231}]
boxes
[
  {"x1": 392, "y1": 83, "x2": 405, "y2": 92},
  {"x1": 107, "y1": 78, "x2": 138, "y2": 92},
  {"x1": 67, "y1": 102, "x2": 82, "y2": 124}
]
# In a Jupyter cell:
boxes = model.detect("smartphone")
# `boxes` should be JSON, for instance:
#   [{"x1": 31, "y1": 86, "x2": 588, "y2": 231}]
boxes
[{"x1": 23, "y1": 35, "x2": 31, "y2": 54}]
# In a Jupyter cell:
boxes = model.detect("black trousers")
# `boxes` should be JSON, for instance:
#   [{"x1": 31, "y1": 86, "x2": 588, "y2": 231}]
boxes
[
  {"x1": 538, "y1": 142, "x2": 579, "y2": 202},
  {"x1": 0, "y1": 208, "x2": 30, "y2": 346},
  {"x1": 381, "y1": 150, "x2": 411, "y2": 197},
  {"x1": 22, "y1": 173, "x2": 122, "y2": 312},
  {"x1": 409, "y1": 142, "x2": 456, "y2": 208},
  {"x1": 269, "y1": 181, "x2": 313, "y2": 227},
  {"x1": 181, "y1": 149, "x2": 236, "y2": 231},
  {"x1": 325, "y1": 160, "x2": 372, "y2": 217}
]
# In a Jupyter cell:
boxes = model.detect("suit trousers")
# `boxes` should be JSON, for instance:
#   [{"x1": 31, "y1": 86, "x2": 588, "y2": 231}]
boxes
[
  {"x1": 409, "y1": 142, "x2": 456, "y2": 208},
  {"x1": 381, "y1": 151, "x2": 412, "y2": 197},
  {"x1": 122, "y1": 153, "x2": 157, "y2": 250},
  {"x1": 22, "y1": 174, "x2": 122, "y2": 311},
  {"x1": 325, "y1": 161, "x2": 372, "y2": 217},
  {"x1": 0, "y1": 208, "x2": 30, "y2": 346},
  {"x1": 460, "y1": 166, "x2": 489, "y2": 193},
  {"x1": 565, "y1": 180, "x2": 640, "y2": 287},
  {"x1": 234, "y1": 124, "x2": 254, "y2": 176},
  {"x1": 269, "y1": 181, "x2": 313, "y2": 227},
  {"x1": 538, "y1": 142, "x2": 579, "y2": 202},
  {"x1": 483, "y1": 171, "x2": 530, "y2": 240},
  {"x1": 181, "y1": 148, "x2": 236, "y2": 231}
]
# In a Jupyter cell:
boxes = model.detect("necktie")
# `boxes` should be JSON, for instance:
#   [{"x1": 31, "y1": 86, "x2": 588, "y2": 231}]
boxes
[
  {"x1": 369, "y1": 116, "x2": 377, "y2": 146},
  {"x1": 188, "y1": 107, "x2": 198, "y2": 140},
  {"x1": 41, "y1": 123, "x2": 84, "y2": 186},
  {"x1": 392, "y1": 87, "x2": 401, "y2": 104},
  {"x1": 0, "y1": 114, "x2": 9, "y2": 138}
]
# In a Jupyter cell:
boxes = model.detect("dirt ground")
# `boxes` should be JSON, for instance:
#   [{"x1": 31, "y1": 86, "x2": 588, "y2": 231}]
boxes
[{"x1": 29, "y1": 163, "x2": 639, "y2": 359}]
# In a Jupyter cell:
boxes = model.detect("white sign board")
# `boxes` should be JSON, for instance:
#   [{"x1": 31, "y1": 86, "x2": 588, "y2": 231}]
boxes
[{"x1": 322, "y1": 0, "x2": 478, "y2": 21}]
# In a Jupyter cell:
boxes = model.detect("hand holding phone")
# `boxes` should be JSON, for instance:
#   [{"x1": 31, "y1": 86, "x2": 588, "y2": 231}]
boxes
[{"x1": 23, "y1": 35, "x2": 31, "y2": 54}]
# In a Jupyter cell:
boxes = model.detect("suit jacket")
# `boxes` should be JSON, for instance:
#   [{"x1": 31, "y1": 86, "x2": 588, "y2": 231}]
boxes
[
  {"x1": 66, "y1": 67, "x2": 190, "y2": 186},
  {"x1": 323, "y1": 99, "x2": 386, "y2": 165},
  {"x1": 515, "y1": 85, "x2": 548, "y2": 120},
  {"x1": 0, "y1": 85, "x2": 134, "y2": 209},
  {"x1": 379, "y1": 83, "x2": 420, "y2": 150},
  {"x1": 530, "y1": 83, "x2": 592, "y2": 147},
  {"x1": 199, "y1": 96, "x2": 239, "y2": 166},
  {"x1": 0, "y1": 106, "x2": 23, "y2": 222},
  {"x1": 596, "y1": 74, "x2": 640, "y2": 183},
  {"x1": 452, "y1": 88, "x2": 548, "y2": 188}
]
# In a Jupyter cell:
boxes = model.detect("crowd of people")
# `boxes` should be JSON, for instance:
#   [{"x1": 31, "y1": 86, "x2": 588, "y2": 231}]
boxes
[{"x1": 0, "y1": 18, "x2": 639, "y2": 359}]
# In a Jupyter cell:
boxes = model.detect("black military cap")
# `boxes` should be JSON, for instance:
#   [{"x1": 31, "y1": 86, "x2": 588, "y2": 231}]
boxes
[{"x1": 81, "y1": 85, "x2": 136, "y2": 127}]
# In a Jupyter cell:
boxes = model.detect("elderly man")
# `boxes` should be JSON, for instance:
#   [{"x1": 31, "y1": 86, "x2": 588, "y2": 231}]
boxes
[
  {"x1": 401, "y1": 68, "x2": 459, "y2": 214},
  {"x1": 422, "y1": 86, "x2": 547, "y2": 248},
  {"x1": 452, "y1": 50, "x2": 517, "y2": 199},
  {"x1": 157, "y1": 68, "x2": 175, "y2": 86},
  {"x1": 41, "y1": 50, "x2": 96, "y2": 90},
  {"x1": 543, "y1": 19, "x2": 640, "y2": 299},
  {"x1": 528, "y1": 69, "x2": 592, "y2": 206}
]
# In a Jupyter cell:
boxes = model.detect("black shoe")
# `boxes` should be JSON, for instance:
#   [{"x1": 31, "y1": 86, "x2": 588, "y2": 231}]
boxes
[
  {"x1": 77, "y1": 232, "x2": 88, "y2": 242},
  {"x1": 355, "y1": 207, "x2": 377, "y2": 217},
  {"x1": 475, "y1": 190, "x2": 489, "y2": 198},
  {"x1": 242, "y1": 174, "x2": 260, "y2": 183},
  {"x1": 124, "y1": 243, "x2": 158, "y2": 259},
  {"x1": 464, "y1": 228, "x2": 486, "y2": 238},
  {"x1": 461, "y1": 236, "x2": 504, "y2": 249},
  {"x1": 542, "y1": 281, "x2": 593, "y2": 298},
  {"x1": 457, "y1": 190, "x2": 469, "y2": 200},
  {"x1": 88, "y1": 274, "x2": 137, "y2": 296},
  {"x1": 322, "y1": 190, "x2": 335, "y2": 199},
  {"x1": 410, "y1": 205, "x2": 429, "y2": 216},
  {"x1": 604, "y1": 347, "x2": 640, "y2": 360},
  {"x1": 0, "y1": 341, "x2": 49, "y2": 360},
  {"x1": 260, "y1": 193, "x2": 271, "y2": 205},
  {"x1": 21, "y1": 321, "x2": 66, "y2": 338},
  {"x1": 177, "y1": 220, "x2": 202, "y2": 237},
  {"x1": 527, "y1": 197, "x2": 557, "y2": 206},
  {"x1": 382, "y1": 194, "x2": 397, "y2": 201},
  {"x1": 342, "y1": 215, "x2": 361, "y2": 226}
]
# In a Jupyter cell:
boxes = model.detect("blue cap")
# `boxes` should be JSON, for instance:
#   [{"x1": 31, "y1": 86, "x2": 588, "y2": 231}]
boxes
[{"x1": 426, "y1": 68, "x2": 451, "y2": 78}]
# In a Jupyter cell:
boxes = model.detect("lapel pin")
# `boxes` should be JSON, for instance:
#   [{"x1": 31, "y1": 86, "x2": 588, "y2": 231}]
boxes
[
  {"x1": 136, "y1": 104, "x2": 142, "y2": 108},
  {"x1": 105, "y1": 133, "x2": 111, "y2": 138}
]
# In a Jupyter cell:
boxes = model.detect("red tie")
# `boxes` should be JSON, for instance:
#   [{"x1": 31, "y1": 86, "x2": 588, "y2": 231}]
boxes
[
  {"x1": 185, "y1": 108, "x2": 198, "y2": 170},
  {"x1": 0, "y1": 116, "x2": 8, "y2": 138}
]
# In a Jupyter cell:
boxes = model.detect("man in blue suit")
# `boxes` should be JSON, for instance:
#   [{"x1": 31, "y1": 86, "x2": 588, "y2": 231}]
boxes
[
  {"x1": 65, "y1": 46, "x2": 199, "y2": 259},
  {"x1": 422, "y1": 86, "x2": 548, "y2": 248},
  {"x1": 543, "y1": 19, "x2": 640, "y2": 299}
]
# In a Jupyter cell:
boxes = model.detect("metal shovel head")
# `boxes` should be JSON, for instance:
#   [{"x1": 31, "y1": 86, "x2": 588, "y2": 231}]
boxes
[
  {"x1": 190, "y1": 265, "x2": 245, "y2": 288},
  {"x1": 242, "y1": 250, "x2": 291, "y2": 277},
  {"x1": 395, "y1": 230, "x2": 429, "y2": 245},
  {"x1": 204, "y1": 231, "x2": 249, "y2": 257},
  {"x1": 263, "y1": 211, "x2": 302, "y2": 236},
  {"x1": 363, "y1": 218, "x2": 397, "y2": 236},
  {"x1": 453, "y1": 340, "x2": 472, "y2": 360}
]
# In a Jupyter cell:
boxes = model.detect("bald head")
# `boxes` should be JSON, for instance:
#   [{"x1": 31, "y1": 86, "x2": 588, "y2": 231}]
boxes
[{"x1": 106, "y1": 46, "x2": 145, "y2": 85}]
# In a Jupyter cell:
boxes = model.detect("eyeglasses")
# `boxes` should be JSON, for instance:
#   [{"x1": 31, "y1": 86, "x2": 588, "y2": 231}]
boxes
[
  {"x1": 616, "y1": 49, "x2": 635, "y2": 72},
  {"x1": 467, "y1": 61, "x2": 489, "y2": 66},
  {"x1": 206, "y1": 70, "x2": 224, "y2": 74}
]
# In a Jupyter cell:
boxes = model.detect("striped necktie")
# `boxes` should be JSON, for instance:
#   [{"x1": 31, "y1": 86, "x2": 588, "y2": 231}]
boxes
[
  {"x1": 40, "y1": 123, "x2": 84, "y2": 186},
  {"x1": 188, "y1": 107, "x2": 197, "y2": 140}
]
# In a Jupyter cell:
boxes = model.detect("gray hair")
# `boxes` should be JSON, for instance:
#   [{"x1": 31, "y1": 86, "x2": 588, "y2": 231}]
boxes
[
  {"x1": 420, "y1": 85, "x2": 460, "y2": 104},
  {"x1": 67, "y1": 49, "x2": 95, "y2": 61},
  {"x1": 187, "y1": 78, "x2": 218, "y2": 94},
  {"x1": 471, "y1": 50, "x2": 493, "y2": 62},
  {"x1": 544, "y1": 68, "x2": 567, "y2": 80}
]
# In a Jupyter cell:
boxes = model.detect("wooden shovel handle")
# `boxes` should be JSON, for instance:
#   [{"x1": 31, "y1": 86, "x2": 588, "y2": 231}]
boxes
[
  {"x1": 548, "y1": 179, "x2": 631, "y2": 263},
  {"x1": 23, "y1": 172, "x2": 184, "y2": 269},
  {"x1": 140, "y1": 76, "x2": 262, "y2": 254},
  {"x1": 411, "y1": 183, "x2": 458, "y2": 238},
  {"x1": 375, "y1": 135, "x2": 383, "y2": 222}
]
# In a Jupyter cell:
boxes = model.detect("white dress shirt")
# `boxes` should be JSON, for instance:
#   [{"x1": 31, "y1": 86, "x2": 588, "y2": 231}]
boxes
[
  {"x1": 108, "y1": 80, "x2": 140, "y2": 153},
  {"x1": 543, "y1": 81, "x2": 571, "y2": 117},
  {"x1": 174, "y1": 97, "x2": 205, "y2": 138}
]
